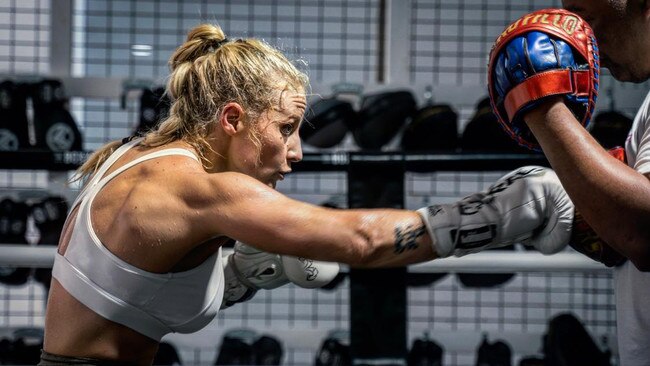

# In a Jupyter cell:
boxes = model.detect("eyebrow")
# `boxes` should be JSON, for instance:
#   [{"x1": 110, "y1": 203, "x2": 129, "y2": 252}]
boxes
[{"x1": 291, "y1": 113, "x2": 303, "y2": 123}]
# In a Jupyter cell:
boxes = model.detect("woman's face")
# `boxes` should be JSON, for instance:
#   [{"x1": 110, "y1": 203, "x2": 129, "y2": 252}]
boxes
[{"x1": 231, "y1": 90, "x2": 306, "y2": 188}]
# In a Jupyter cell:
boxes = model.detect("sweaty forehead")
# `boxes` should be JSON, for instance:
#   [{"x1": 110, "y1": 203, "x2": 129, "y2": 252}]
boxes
[{"x1": 278, "y1": 90, "x2": 307, "y2": 115}]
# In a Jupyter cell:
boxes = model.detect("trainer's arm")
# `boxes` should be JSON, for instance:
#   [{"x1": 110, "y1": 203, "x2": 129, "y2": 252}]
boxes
[
  {"x1": 525, "y1": 99, "x2": 650, "y2": 271},
  {"x1": 194, "y1": 171, "x2": 437, "y2": 268}
]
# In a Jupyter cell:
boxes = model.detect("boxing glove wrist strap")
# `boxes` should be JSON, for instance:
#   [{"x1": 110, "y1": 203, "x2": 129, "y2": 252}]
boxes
[{"x1": 504, "y1": 69, "x2": 591, "y2": 120}]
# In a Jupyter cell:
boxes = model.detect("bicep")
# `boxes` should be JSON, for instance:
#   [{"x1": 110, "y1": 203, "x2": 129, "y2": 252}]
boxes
[
  {"x1": 198, "y1": 172, "x2": 435, "y2": 266},
  {"x1": 202, "y1": 173, "x2": 361, "y2": 262}
]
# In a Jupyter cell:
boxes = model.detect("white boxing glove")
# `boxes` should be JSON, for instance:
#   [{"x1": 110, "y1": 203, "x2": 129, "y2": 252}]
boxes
[
  {"x1": 221, "y1": 242, "x2": 340, "y2": 309},
  {"x1": 417, "y1": 166, "x2": 574, "y2": 258}
]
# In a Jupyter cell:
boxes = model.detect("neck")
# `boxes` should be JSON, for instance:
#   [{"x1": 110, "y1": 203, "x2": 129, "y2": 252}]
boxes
[{"x1": 202, "y1": 135, "x2": 230, "y2": 174}]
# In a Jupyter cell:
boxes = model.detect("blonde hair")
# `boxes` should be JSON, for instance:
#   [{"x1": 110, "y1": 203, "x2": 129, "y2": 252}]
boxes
[{"x1": 75, "y1": 23, "x2": 309, "y2": 182}]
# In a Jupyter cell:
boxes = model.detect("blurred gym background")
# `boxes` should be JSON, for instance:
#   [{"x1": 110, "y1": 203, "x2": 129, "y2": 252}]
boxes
[{"x1": 0, "y1": 0, "x2": 647, "y2": 365}]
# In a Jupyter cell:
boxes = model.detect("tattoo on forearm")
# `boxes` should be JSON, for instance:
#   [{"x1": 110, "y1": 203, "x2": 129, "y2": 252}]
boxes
[{"x1": 394, "y1": 224, "x2": 425, "y2": 254}]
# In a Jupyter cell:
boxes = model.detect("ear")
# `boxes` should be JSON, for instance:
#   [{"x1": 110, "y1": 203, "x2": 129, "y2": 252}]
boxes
[{"x1": 219, "y1": 102, "x2": 245, "y2": 136}]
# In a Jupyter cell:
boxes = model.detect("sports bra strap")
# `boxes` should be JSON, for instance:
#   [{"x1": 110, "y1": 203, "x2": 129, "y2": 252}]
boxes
[
  {"x1": 92, "y1": 138, "x2": 143, "y2": 184},
  {"x1": 73, "y1": 141, "x2": 199, "y2": 210},
  {"x1": 72, "y1": 138, "x2": 143, "y2": 209},
  {"x1": 90, "y1": 149, "x2": 199, "y2": 194}
]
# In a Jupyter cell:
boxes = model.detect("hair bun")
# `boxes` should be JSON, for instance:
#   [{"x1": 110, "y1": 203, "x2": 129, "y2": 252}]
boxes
[
  {"x1": 170, "y1": 24, "x2": 228, "y2": 68},
  {"x1": 188, "y1": 24, "x2": 226, "y2": 41}
]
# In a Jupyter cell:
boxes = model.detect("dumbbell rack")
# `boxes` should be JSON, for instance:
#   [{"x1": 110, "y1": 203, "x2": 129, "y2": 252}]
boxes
[{"x1": 0, "y1": 150, "x2": 88, "y2": 206}]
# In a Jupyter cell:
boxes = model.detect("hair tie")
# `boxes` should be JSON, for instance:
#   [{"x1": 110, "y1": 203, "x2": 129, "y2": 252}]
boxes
[
  {"x1": 122, "y1": 135, "x2": 136, "y2": 145},
  {"x1": 209, "y1": 38, "x2": 230, "y2": 53}
]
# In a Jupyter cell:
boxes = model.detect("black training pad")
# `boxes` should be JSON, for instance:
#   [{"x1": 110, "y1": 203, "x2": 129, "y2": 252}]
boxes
[
  {"x1": 353, "y1": 90, "x2": 416, "y2": 150},
  {"x1": 401, "y1": 103, "x2": 459, "y2": 152},
  {"x1": 301, "y1": 98, "x2": 356, "y2": 148}
]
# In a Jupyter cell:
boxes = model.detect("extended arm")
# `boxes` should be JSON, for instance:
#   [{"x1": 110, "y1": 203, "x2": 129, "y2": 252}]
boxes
[
  {"x1": 190, "y1": 166, "x2": 573, "y2": 268},
  {"x1": 526, "y1": 100, "x2": 650, "y2": 270},
  {"x1": 194, "y1": 171, "x2": 435, "y2": 268}
]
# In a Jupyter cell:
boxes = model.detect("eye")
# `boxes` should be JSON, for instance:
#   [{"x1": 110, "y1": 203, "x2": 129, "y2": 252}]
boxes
[{"x1": 280, "y1": 123, "x2": 295, "y2": 136}]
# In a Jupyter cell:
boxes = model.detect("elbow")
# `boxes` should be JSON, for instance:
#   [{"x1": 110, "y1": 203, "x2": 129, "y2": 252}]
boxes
[
  {"x1": 630, "y1": 249, "x2": 650, "y2": 272},
  {"x1": 632, "y1": 259, "x2": 650, "y2": 272},
  {"x1": 346, "y1": 235, "x2": 381, "y2": 268},
  {"x1": 335, "y1": 214, "x2": 386, "y2": 268},
  {"x1": 616, "y1": 233, "x2": 650, "y2": 272}
]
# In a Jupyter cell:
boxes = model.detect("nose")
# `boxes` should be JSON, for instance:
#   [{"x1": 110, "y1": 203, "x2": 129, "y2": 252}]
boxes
[{"x1": 287, "y1": 133, "x2": 303, "y2": 163}]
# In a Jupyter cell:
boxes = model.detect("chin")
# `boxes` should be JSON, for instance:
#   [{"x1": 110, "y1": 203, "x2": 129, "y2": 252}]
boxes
[
  {"x1": 604, "y1": 59, "x2": 647, "y2": 83},
  {"x1": 609, "y1": 68, "x2": 644, "y2": 83},
  {"x1": 605, "y1": 63, "x2": 630, "y2": 82},
  {"x1": 628, "y1": 70, "x2": 650, "y2": 84},
  {"x1": 609, "y1": 69, "x2": 630, "y2": 82}
]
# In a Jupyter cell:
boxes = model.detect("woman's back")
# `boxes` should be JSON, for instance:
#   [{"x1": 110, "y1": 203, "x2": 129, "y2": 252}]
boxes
[{"x1": 43, "y1": 140, "x2": 229, "y2": 365}]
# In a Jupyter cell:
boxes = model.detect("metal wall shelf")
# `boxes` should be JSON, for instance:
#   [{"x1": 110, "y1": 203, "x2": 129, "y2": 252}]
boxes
[{"x1": 0, "y1": 150, "x2": 548, "y2": 172}]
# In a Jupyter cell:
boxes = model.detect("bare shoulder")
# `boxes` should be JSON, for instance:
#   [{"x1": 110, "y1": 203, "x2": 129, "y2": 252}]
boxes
[
  {"x1": 140, "y1": 154, "x2": 211, "y2": 197},
  {"x1": 183, "y1": 170, "x2": 282, "y2": 209},
  {"x1": 186, "y1": 171, "x2": 323, "y2": 243}
]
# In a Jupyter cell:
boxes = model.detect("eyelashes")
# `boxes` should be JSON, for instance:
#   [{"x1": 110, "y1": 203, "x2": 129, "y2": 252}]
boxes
[{"x1": 280, "y1": 123, "x2": 295, "y2": 136}]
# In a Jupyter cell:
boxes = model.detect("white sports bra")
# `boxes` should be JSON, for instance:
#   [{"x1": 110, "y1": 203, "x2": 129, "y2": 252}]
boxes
[{"x1": 52, "y1": 138, "x2": 224, "y2": 341}]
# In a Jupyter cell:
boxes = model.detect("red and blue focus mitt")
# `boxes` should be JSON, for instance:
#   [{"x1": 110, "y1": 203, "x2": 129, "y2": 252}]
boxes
[{"x1": 488, "y1": 8, "x2": 600, "y2": 150}]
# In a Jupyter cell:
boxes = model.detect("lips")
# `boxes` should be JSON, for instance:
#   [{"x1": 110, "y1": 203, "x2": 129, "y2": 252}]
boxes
[{"x1": 278, "y1": 171, "x2": 291, "y2": 180}]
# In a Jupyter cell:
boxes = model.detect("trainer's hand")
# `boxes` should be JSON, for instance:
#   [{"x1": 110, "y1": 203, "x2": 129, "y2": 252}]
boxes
[
  {"x1": 487, "y1": 8, "x2": 600, "y2": 150},
  {"x1": 221, "y1": 242, "x2": 340, "y2": 309},
  {"x1": 418, "y1": 166, "x2": 574, "y2": 257}
]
